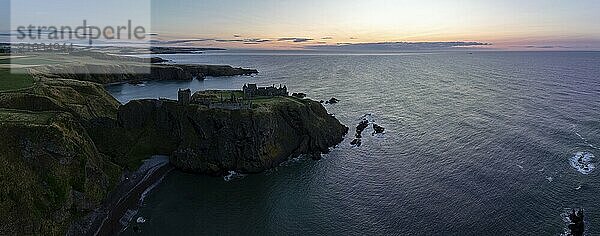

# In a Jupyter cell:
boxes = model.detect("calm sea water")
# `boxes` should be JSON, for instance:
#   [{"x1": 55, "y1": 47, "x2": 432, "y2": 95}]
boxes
[{"x1": 109, "y1": 51, "x2": 600, "y2": 236}]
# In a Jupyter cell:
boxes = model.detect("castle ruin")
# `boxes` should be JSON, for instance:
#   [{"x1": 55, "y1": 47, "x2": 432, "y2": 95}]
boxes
[
  {"x1": 176, "y1": 84, "x2": 289, "y2": 110},
  {"x1": 178, "y1": 88, "x2": 191, "y2": 105},
  {"x1": 243, "y1": 84, "x2": 288, "y2": 99}
]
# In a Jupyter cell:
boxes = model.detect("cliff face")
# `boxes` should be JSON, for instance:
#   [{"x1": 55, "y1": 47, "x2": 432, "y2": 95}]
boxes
[
  {"x1": 0, "y1": 64, "x2": 344, "y2": 234},
  {"x1": 117, "y1": 98, "x2": 348, "y2": 175},
  {"x1": 24, "y1": 51, "x2": 258, "y2": 85},
  {"x1": 0, "y1": 79, "x2": 122, "y2": 235},
  {"x1": 31, "y1": 63, "x2": 258, "y2": 84}
]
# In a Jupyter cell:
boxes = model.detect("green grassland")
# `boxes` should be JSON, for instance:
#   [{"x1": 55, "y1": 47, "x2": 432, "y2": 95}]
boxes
[
  {"x1": 194, "y1": 90, "x2": 306, "y2": 107},
  {"x1": 0, "y1": 109, "x2": 56, "y2": 125},
  {"x1": 0, "y1": 55, "x2": 35, "y2": 91},
  {"x1": 0, "y1": 69, "x2": 35, "y2": 92}
]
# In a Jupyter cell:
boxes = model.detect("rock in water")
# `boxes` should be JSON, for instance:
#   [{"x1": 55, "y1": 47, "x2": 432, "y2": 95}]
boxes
[
  {"x1": 325, "y1": 97, "x2": 340, "y2": 104},
  {"x1": 372, "y1": 124, "x2": 385, "y2": 134},
  {"x1": 350, "y1": 138, "x2": 362, "y2": 147},
  {"x1": 356, "y1": 119, "x2": 369, "y2": 138},
  {"x1": 292, "y1": 93, "x2": 307, "y2": 99},
  {"x1": 568, "y1": 209, "x2": 585, "y2": 236}
]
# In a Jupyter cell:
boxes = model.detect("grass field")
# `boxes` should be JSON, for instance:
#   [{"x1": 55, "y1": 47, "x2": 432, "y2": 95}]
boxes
[
  {"x1": 0, "y1": 69, "x2": 35, "y2": 92},
  {"x1": 0, "y1": 54, "x2": 36, "y2": 91},
  {"x1": 194, "y1": 90, "x2": 305, "y2": 106},
  {"x1": 0, "y1": 109, "x2": 55, "y2": 125}
]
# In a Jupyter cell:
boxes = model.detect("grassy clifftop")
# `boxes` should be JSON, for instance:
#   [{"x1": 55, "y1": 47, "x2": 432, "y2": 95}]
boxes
[
  {"x1": 4, "y1": 52, "x2": 257, "y2": 85},
  {"x1": 0, "y1": 55, "x2": 35, "y2": 92},
  {"x1": 0, "y1": 72, "x2": 122, "y2": 235},
  {"x1": 0, "y1": 109, "x2": 121, "y2": 235},
  {"x1": 0, "y1": 52, "x2": 344, "y2": 235}
]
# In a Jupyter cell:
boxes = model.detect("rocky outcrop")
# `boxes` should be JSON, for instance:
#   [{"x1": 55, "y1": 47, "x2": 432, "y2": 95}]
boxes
[
  {"x1": 23, "y1": 51, "x2": 257, "y2": 85},
  {"x1": 116, "y1": 97, "x2": 348, "y2": 175},
  {"x1": 372, "y1": 123, "x2": 385, "y2": 134},
  {"x1": 325, "y1": 97, "x2": 340, "y2": 104},
  {"x1": 0, "y1": 79, "x2": 123, "y2": 235},
  {"x1": 568, "y1": 209, "x2": 585, "y2": 236},
  {"x1": 351, "y1": 114, "x2": 385, "y2": 147},
  {"x1": 0, "y1": 68, "x2": 344, "y2": 235},
  {"x1": 31, "y1": 63, "x2": 258, "y2": 85}
]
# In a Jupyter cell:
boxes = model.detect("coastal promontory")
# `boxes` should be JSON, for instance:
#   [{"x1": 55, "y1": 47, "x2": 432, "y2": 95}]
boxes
[
  {"x1": 0, "y1": 52, "x2": 347, "y2": 235},
  {"x1": 117, "y1": 90, "x2": 348, "y2": 175}
]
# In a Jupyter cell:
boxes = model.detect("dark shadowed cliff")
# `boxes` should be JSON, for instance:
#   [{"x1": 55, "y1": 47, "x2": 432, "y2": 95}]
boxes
[
  {"x1": 116, "y1": 98, "x2": 348, "y2": 175},
  {"x1": 0, "y1": 74, "x2": 346, "y2": 235},
  {"x1": 0, "y1": 78, "x2": 122, "y2": 235}
]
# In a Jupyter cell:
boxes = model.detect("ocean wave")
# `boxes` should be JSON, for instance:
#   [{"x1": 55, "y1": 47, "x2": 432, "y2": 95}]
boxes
[
  {"x1": 575, "y1": 132, "x2": 597, "y2": 150},
  {"x1": 569, "y1": 152, "x2": 595, "y2": 175},
  {"x1": 360, "y1": 113, "x2": 375, "y2": 123},
  {"x1": 224, "y1": 171, "x2": 246, "y2": 182}
]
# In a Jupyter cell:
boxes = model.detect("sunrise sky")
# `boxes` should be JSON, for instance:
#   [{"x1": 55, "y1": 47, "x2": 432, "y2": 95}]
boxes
[{"x1": 4, "y1": 0, "x2": 600, "y2": 50}]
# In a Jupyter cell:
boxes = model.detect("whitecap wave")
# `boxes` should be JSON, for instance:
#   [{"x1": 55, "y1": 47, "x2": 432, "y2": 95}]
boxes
[
  {"x1": 569, "y1": 152, "x2": 595, "y2": 175},
  {"x1": 360, "y1": 113, "x2": 375, "y2": 123},
  {"x1": 575, "y1": 132, "x2": 597, "y2": 150},
  {"x1": 224, "y1": 171, "x2": 246, "y2": 182}
]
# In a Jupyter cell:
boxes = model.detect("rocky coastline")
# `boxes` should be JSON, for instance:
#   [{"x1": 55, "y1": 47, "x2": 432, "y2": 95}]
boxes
[
  {"x1": 118, "y1": 97, "x2": 348, "y2": 175},
  {"x1": 25, "y1": 51, "x2": 258, "y2": 85},
  {"x1": 0, "y1": 55, "x2": 346, "y2": 235},
  {"x1": 31, "y1": 63, "x2": 258, "y2": 85},
  {"x1": 67, "y1": 156, "x2": 173, "y2": 236}
]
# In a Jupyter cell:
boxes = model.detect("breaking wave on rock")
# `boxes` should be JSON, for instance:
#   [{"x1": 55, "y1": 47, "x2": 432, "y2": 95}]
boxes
[
  {"x1": 569, "y1": 152, "x2": 595, "y2": 175},
  {"x1": 224, "y1": 171, "x2": 246, "y2": 182}
]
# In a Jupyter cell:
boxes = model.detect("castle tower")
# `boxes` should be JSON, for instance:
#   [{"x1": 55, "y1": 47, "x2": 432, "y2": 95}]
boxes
[{"x1": 178, "y1": 89, "x2": 191, "y2": 105}]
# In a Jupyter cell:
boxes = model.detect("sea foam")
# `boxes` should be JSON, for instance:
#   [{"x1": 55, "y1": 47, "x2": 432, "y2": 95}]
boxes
[
  {"x1": 224, "y1": 171, "x2": 246, "y2": 182},
  {"x1": 569, "y1": 152, "x2": 595, "y2": 175}
]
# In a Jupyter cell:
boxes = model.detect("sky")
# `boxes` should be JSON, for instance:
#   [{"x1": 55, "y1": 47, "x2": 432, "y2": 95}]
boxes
[{"x1": 3, "y1": 0, "x2": 600, "y2": 50}]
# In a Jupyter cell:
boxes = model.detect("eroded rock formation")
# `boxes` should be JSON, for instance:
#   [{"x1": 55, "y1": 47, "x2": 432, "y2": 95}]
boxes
[{"x1": 116, "y1": 97, "x2": 348, "y2": 175}]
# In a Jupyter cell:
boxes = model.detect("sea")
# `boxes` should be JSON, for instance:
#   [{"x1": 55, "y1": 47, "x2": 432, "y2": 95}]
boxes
[{"x1": 106, "y1": 50, "x2": 600, "y2": 235}]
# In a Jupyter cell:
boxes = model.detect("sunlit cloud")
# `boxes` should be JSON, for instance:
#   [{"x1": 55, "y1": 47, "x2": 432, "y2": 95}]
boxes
[
  {"x1": 278, "y1": 37, "x2": 314, "y2": 43},
  {"x1": 307, "y1": 41, "x2": 492, "y2": 50}
]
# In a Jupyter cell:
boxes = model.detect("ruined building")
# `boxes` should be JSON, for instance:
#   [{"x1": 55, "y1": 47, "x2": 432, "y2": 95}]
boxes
[
  {"x1": 178, "y1": 88, "x2": 191, "y2": 105},
  {"x1": 243, "y1": 84, "x2": 288, "y2": 98}
]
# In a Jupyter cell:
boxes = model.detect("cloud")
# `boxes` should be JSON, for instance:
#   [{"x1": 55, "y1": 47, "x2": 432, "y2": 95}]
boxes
[
  {"x1": 307, "y1": 41, "x2": 492, "y2": 50},
  {"x1": 278, "y1": 37, "x2": 313, "y2": 43},
  {"x1": 233, "y1": 34, "x2": 241, "y2": 38},
  {"x1": 215, "y1": 39, "x2": 245, "y2": 42},
  {"x1": 150, "y1": 38, "x2": 213, "y2": 45},
  {"x1": 151, "y1": 37, "x2": 271, "y2": 45},
  {"x1": 245, "y1": 38, "x2": 271, "y2": 43},
  {"x1": 523, "y1": 45, "x2": 571, "y2": 49},
  {"x1": 216, "y1": 38, "x2": 271, "y2": 43},
  {"x1": 321, "y1": 37, "x2": 333, "y2": 40}
]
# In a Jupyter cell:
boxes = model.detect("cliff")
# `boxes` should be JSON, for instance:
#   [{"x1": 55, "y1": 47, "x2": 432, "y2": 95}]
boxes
[
  {"x1": 0, "y1": 78, "x2": 122, "y2": 235},
  {"x1": 0, "y1": 75, "x2": 347, "y2": 234},
  {"x1": 31, "y1": 63, "x2": 258, "y2": 85},
  {"x1": 116, "y1": 97, "x2": 348, "y2": 175}
]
